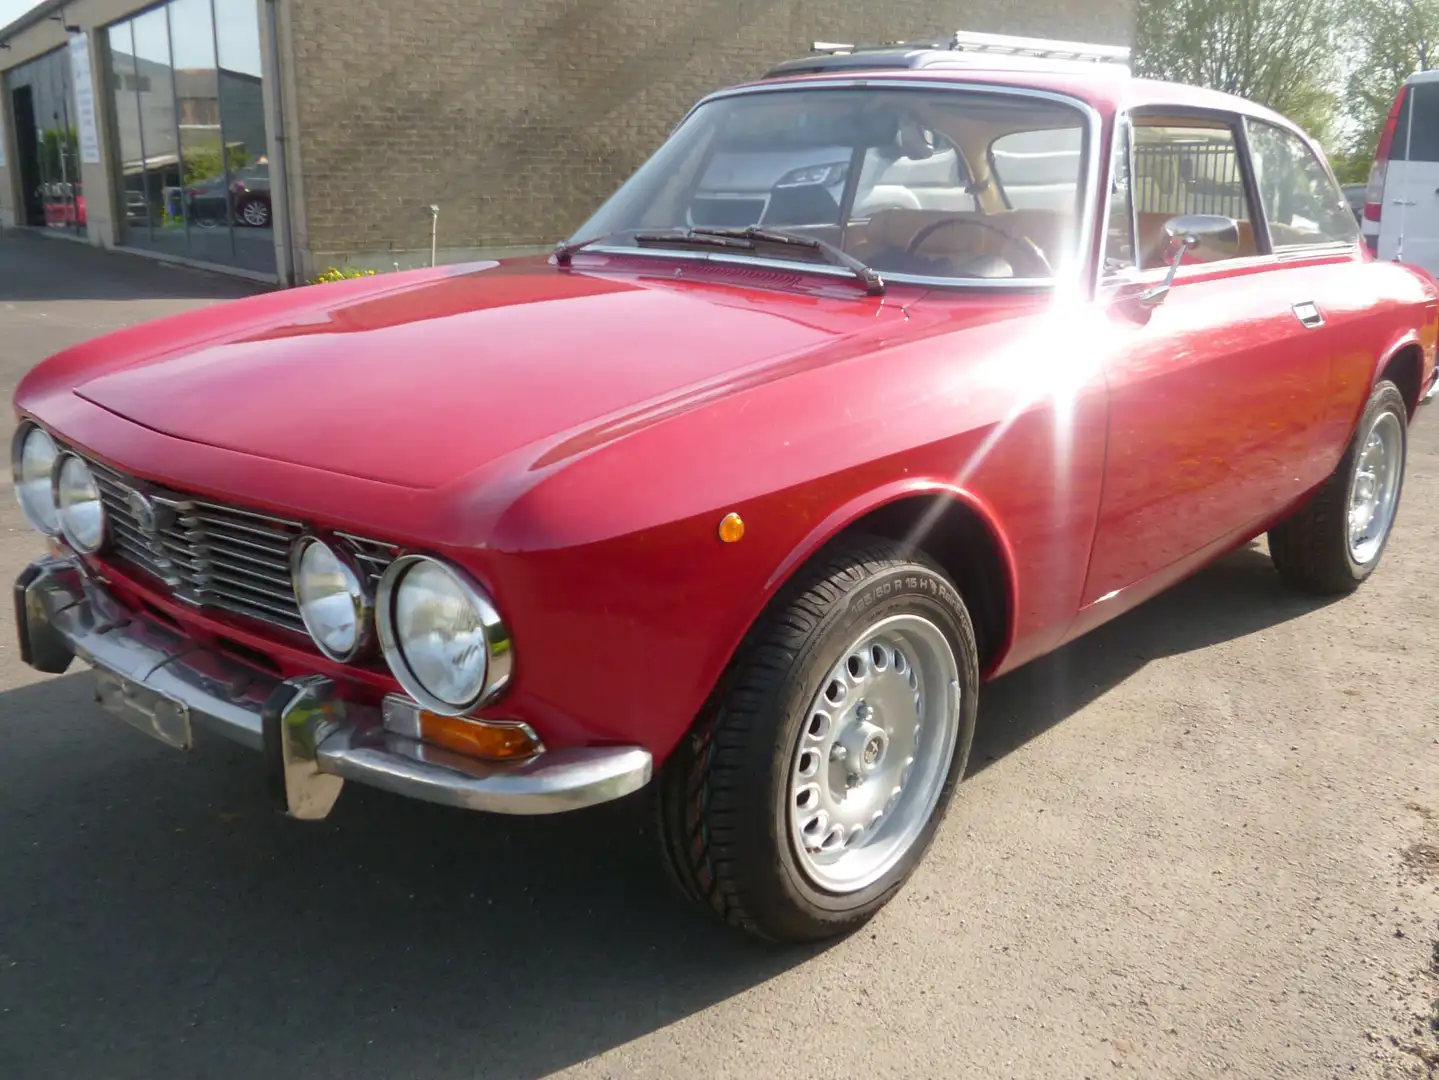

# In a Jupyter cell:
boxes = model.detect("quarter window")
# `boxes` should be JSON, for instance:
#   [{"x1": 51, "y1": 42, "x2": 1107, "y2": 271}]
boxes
[
  {"x1": 1102, "y1": 118, "x2": 1137, "y2": 273},
  {"x1": 1245, "y1": 120, "x2": 1360, "y2": 249},
  {"x1": 1130, "y1": 123, "x2": 1256, "y2": 269}
]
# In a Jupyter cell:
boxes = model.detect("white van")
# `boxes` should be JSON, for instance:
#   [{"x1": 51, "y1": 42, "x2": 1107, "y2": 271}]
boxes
[
  {"x1": 1364, "y1": 70, "x2": 1439, "y2": 401},
  {"x1": 1363, "y1": 71, "x2": 1439, "y2": 269}
]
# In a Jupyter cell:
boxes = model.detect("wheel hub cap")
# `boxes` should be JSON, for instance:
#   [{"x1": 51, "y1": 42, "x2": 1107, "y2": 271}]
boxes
[
  {"x1": 1347, "y1": 410, "x2": 1404, "y2": 565},
  {"x1": 789, "y1": 613, "x2": 961, "y2": 893}
]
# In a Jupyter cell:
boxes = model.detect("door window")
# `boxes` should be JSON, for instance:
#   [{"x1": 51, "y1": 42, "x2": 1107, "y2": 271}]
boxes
[
  {"x1": 1245, "y1": 120, "x2": 1360, "y2": 249},
  {"x1": 1130, "y1": 123, "x2": 1257, "y2": 269}
]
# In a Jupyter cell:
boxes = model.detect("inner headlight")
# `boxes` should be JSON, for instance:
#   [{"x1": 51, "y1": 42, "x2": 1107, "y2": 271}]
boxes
[
  {"x1": 292, "y1": 538, "x2": 370, "y2": 661},
  {"x1": 376, "y1": 556, "x2": 512, "y2": 716},
  {"x1": 55, "y1": 454, "x2": 106, "y2": 553},
  {"x1": 12, "y1": 424, "x2": 60, "y2": 535},
  {"x1": 775, "y1": 162, "x2": 849, "y2": 189}
]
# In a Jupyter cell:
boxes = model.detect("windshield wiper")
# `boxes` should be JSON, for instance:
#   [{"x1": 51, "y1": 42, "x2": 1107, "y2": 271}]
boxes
[
  {"x1": 553, "y1": 234, "x2": 615, "y2": 265},
  {"x1": 554, "y1": 229, "x2": 755, "y2": 264},
  {"x1": 557, "y1": 226, "x2": 886, "y2": 297},
  {"x1": 687, "y1": 226, "x2": 885, "y2": 296}
]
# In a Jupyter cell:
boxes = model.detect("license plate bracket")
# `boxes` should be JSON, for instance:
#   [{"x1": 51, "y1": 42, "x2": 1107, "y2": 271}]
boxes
[{"x1": 94, "y1": 669, "x2": 194, "y2": 751}]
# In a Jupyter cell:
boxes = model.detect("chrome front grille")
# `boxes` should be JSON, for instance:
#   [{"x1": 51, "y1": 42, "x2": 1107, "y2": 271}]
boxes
[{"x1": 83, "y1": 457, "x2": 398, "y2": 634}]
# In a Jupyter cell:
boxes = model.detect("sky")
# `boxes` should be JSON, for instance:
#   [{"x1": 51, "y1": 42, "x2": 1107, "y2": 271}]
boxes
[
  {"x1": 0, "y1": 0, "x2": 41, "y2": 32},
  {"x1": 0, "y1": 0, "x2": 261, "y2": 77}
]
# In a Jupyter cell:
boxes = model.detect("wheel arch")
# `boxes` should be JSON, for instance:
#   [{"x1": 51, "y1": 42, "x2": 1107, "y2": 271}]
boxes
[
  {"x1": 761, "y1": 481, "x2": 1018, "y2": 676},
  {"x1": 1375, "y1": 338, "x2": 1425, "y2": 419}
]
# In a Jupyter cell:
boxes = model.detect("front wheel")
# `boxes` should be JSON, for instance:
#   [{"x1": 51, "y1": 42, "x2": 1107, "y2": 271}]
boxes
[
  {"x1": 1269, "y1": 379, "x2": 1408, "y2": 593},
  {"x1": 656, "y1": 535, "x2": 979, "y2": 943}
]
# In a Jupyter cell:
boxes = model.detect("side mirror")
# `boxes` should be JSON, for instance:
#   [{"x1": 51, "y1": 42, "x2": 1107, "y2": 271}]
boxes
[{"x1": 1139, "y1": 214, "x2": 1240, "y2": 306}]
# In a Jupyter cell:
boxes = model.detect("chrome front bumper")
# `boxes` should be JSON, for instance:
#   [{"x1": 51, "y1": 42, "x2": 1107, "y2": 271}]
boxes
[{"x1": 15, "y1": 557, "x2": 653, "y2": 820}]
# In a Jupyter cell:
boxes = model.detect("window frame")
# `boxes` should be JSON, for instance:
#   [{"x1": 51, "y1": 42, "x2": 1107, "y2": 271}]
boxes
[
  {"x1": 1099, "y1": 105, "x2": 1282, "y2": 292},
  {"x1": 1098, "y1": 111, "x2": 1139, "y2": 280},
  {"x1": 1242, "y1": 117, "x2": 1361, "y2": 257},
  {"x1": 568, "y1": 78, "x2": 1104, "y2": 293}
]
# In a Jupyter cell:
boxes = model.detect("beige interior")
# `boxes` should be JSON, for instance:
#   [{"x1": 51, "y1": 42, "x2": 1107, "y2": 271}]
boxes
[
  {"x1": 1135, "y1": 211, "x2": 1258, "y2": 269},
  {"x1": 852, "y1": 208, "x2": 1077, "y2": 276}
]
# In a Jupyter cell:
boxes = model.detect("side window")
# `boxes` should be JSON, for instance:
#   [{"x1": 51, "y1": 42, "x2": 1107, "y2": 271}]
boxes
[
  {"x1": 1130, "y1": 122, "x2": 1256, "y2": 269},
  {"x1": 1103, "y1": 118, "x2": 1137, "y2": 273},
  {"x1": 990, "y1": 127, "x2": 1082, "y2": 211},
  {"x1": 1245, "y1": 120, "x2": 1360, "y2": 249},
  {"x1": 1390, "y1": 82, "x2": 1439, "y2": 163},
  {"x1": 851, "y1": 128, "x2": 974, "y2": 219}
]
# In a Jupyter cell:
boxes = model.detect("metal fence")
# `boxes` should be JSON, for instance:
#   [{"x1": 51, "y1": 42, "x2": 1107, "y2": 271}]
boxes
[{"x1": 1132, "y1": 140, "x2": 1249, "y2": 220}]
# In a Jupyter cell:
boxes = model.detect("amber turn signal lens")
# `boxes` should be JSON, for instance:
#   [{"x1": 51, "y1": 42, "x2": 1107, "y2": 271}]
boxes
[
  {"x1": 420, "y1": 712, "x2": 541, "y2": 761},
  {"x1": 718, "y1": 512, "x2": 745, "y2": 543},
  {"x1": 381, "y1": 694, "x2": 542, "y2": 762}
]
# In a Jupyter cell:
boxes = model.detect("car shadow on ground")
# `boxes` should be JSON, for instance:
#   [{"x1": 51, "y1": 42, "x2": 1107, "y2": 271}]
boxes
[
  {"x1": 971, "y1": 542, "x2": 1338, "y2": 771},
  {"x1": 0, "y1": 543, "x2": 1337, "y2": 1080}
]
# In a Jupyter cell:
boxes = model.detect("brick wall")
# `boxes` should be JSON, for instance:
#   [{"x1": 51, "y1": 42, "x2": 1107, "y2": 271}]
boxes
[{"x1": 285, "y1": 0, "x2": 1134, "y2": 264}]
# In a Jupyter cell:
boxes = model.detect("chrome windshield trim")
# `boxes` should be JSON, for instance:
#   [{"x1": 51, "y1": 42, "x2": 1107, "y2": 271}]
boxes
[
  {"x1": 578, "y1": 77, "x2": 1104, "y2": 294},
  {"x1": 577, "y1": 244, "x2": 1057, "y2": 290}
]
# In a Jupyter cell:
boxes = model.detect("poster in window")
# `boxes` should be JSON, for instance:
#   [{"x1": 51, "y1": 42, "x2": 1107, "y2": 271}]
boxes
[{"x1": 68, "y1": 33, "x2": 102, "y2": 166}]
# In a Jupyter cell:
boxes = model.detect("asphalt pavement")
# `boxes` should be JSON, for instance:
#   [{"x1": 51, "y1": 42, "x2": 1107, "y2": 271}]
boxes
[{"x1": 0, "y1": 229, "x2": 1436, "y2": 1080}]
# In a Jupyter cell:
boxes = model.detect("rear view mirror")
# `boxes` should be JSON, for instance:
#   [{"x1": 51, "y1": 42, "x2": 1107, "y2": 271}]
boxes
[{"x1": 1140, "y1": 214, "x2": 1240, "y2": 306}]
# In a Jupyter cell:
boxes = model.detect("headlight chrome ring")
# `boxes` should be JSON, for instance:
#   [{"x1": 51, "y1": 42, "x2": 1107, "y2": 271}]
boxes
[
  {"x1": 53, "y1": 453, "x2": 107, "y2": 554},
  {"x1": 291, "y1": 536, "x2": 374, "y2": 663},
  {"x1": 12, "y1": 423, "x2": 61, "y2": 536},
  {"x1": 376, "y1": 554, "x2": 513, "y2": 717}
]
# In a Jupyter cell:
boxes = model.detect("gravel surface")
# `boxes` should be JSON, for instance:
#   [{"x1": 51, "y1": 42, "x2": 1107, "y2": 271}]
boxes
[{"x1": 0, "y1": 230, "x2": 1435, "y2": 1079}]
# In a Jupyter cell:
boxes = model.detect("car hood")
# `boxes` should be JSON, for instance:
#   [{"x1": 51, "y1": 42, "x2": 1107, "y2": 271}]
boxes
[{"x1": 68, "y1": 260, "x2": 919, "y2": 490}]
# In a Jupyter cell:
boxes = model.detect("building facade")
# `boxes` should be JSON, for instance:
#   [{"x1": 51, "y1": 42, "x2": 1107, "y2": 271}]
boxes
[{"x1": 0, "y1": 0, "x2": 1133, "y2": 285}]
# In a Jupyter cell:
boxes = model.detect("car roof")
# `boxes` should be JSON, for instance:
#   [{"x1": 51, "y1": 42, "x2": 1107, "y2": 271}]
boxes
[
  {"x1": 1404, "y1": 68, "x2": 1439, "y2": 86},
  {"x1": 738, "y1": 66, "x2": 1303, "y2": 133}
]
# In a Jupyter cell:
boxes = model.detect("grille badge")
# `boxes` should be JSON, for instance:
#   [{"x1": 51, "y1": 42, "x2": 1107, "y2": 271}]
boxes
[{"x1": 119, "y1": 486, "x2": 172, "y2": 538}]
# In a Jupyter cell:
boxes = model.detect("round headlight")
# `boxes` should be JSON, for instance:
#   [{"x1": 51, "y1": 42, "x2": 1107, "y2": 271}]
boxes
[
  {"x1": 55, "y1": 454, "x2": 106, "y2": 553},
  {"x1": 377, "y1": 556, "x2": 511, "y2": 715},
  {"x1": 12, "y1": 425, "x2": 60, "y2": 535},
  {"x1": 292, "y1": 538, "x2": 370, "y2": 661}
]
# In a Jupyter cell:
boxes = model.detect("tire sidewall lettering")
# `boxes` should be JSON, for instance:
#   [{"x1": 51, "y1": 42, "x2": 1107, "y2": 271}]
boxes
[{"x1": 841, "y1": 571, "x2": 959, "y2": 635}]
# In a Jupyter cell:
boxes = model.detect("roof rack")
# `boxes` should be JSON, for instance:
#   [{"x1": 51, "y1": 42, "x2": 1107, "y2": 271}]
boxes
[
  {"x1": 948, "y1": 30, "x2": 1129, "y2": 64},
  {"x1": 764, "y1": 31, "x2": 1130, "y2": 79}
]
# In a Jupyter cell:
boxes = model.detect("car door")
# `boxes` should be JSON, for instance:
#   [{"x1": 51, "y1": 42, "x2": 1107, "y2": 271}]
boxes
[
  {"x1": 1242, "y1": 118, "x2": 1374, "y2": 473},
  {"x1": 1077, "y1": 112, "x2": 1335, "y2": 614}
]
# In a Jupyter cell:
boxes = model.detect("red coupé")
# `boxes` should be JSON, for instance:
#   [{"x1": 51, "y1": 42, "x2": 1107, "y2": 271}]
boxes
[{"x1": 12, "y1": 34, "x2": 1438, "y2": 943}]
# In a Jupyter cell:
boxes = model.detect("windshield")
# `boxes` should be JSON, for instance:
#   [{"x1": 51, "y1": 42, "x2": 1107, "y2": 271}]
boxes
[{"x1": 569, "y1": 86, "x2": 1091, "y2": 284}]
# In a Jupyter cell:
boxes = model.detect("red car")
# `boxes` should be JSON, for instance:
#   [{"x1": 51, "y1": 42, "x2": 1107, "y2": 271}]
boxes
[{"x1": 12, "y1": 34, "x2": 1438, "y2": 943}]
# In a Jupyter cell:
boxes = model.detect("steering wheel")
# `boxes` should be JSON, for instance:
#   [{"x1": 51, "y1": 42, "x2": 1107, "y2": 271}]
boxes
[{"x1": 904, "y1": 216, "x2": 1054, "y2": 278}]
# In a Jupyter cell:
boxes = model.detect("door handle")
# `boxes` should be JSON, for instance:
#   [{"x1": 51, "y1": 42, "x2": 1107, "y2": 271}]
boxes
[{"x1": 1292, "y1": 301, "x2": 1324, "y2": 329}]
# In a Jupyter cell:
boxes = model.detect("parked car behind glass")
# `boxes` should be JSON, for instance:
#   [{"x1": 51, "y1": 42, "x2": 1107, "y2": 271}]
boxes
[{"x1": 184, "y1": 161, "x2": 271, "y2": 229}]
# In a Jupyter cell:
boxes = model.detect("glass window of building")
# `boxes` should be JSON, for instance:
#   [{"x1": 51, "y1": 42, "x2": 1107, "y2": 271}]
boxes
[
  {"x1": 103, "y1": 0, "x2": 275, "y2": 275},
  {"x1": 3, "y1": 47, "x2": 83, "y2": 233}
]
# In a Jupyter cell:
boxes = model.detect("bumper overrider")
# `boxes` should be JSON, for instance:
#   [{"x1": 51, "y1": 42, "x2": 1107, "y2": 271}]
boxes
[{"x1": 15, "y1": 556, "x2": 653, "y2": 819}]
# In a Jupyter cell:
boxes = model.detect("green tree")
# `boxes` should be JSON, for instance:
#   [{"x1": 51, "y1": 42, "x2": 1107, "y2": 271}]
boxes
[
  {"x1": 1343, "y1": 0, "x2": 1439, "y2": 160},
  {"x1": 1134, "y1": 0, "x2": 1344, "y2": 141},
  {"x1": 39, "y1": 127, "x2": 79, "y2": 181}
]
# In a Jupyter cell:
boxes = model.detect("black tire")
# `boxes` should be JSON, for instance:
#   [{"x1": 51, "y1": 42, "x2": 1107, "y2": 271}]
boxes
[
  {"x1": 1269, "y1": 380, "x2": 1408, "y2": 594},
  {"x1": 656, "y1": 534, "x2": 980, "y2": 943}
]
